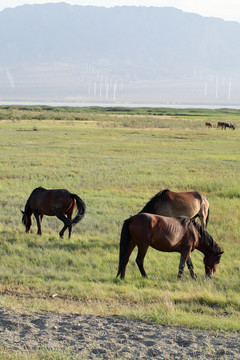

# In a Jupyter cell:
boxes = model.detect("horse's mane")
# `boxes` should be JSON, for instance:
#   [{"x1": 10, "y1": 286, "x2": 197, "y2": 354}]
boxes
[
  {"x1": 139, "y1": 189, "x2": 170, "y2": 214},
  {"x1": 177, "y1": 216, "x2": 192, "y2": 227},
  {"x1": 192, "y1": 220, "x2": 222, "y2": 254}
]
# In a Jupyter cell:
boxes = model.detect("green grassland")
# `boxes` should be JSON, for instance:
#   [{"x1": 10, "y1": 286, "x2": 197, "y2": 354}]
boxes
[{"x1": 0, "y1": 106, "x2": 239, "y2": 332}]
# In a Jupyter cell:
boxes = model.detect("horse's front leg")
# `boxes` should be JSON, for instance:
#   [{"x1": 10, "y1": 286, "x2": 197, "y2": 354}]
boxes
[
  {"x1": 177, "y1": 251, "x2": 190, "y2": 280},
  {"x1": 186, "y1": 257, "x2": 196, "y2": 279},
  {"x1": 34, "y1": 212, "x2": 42, "y2": 235}
]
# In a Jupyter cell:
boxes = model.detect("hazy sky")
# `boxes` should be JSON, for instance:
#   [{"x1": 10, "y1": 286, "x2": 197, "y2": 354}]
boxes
[{"x1": 0, "y1": 0, "x2": 240, "y2": 23}]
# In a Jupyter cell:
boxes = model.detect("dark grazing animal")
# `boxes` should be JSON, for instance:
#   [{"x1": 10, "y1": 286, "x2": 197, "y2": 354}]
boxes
[
  {"x1": 205, "y1": 122, "x2": 212, "y2": 128},
  {"x1": 229, "y1": 123, "x2": 235, "y2": 130},
  {"x1": 21, "y1": 187, "x2": 86, "y2": 238},
  {"x1": 217, "y1": 121, "x2": 225, "y2": 129},
  {"x1": 117, "y1": 213, "x2": 223, "y2": 280},
  {"x1": 217, "y1": 122, "x2": 235, "y2": 130},
  {"x1": 139, "y1": 189, "x2": 209, "y2": 228},
  {"x1": 224, "y1": 123, "x2": 235, "y2": 130}
]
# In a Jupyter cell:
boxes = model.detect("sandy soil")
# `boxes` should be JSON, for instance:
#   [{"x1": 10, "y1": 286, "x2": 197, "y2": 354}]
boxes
[{"x1": 0, "y1": 307, "x2": 239, "y2": 359}]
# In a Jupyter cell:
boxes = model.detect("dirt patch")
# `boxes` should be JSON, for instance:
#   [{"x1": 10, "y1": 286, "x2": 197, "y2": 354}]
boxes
[{"x1": 0, "y1": 307, "x2": 239, "y2": 359}]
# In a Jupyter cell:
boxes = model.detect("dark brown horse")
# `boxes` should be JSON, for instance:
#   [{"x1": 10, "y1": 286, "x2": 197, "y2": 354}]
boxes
[
  {"x1": 205, "y1": 122, "x2": 212, "y2": 128},
  {"x1": 139, "y1": 189, "x2": 209, "y2": 229},
  {"x1": 117, "y1": 213, "x2": 223, "y2": 280},
  {"x1": 21, "y1": 187, "x2": 86, "y2": 238},
  {"x1": 217, "y1": 121, "x2": 225, "y2": 129}
]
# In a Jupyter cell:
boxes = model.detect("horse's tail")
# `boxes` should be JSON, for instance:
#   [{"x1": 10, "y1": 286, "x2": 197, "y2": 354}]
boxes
[
  {"x1": 116, "y1": 217, "x2": 131, "y2": 279},
  {"x1": 71, "y1": 194, "x2": 86, "y2": 225}
]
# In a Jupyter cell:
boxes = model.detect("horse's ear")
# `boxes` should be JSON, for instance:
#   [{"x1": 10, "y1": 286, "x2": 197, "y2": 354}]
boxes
[{"x1": 218, "y1": 251, "x2": 224, "y2": 255}]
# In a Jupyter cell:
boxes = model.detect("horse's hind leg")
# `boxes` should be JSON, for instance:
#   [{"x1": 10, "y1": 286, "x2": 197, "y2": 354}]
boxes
[
  {"x1": 136, "y1": 246, "x2": 149, "y2": 278},
  {"x1": 198, "y1": 213, "x2": 205, "y2": 229},
  {"x1": 59, "y1": 221, "x2": 72, "y2": 239},
  {"x1": 55, "y1": 211, "x2": 71, "y2": 238},
  {"x1": 186, "y1": 257, "x2": 196, "y2": 279},
  {"x1": 66, "y1": 212, "x2": 73, "y2": 239},
  {"x1": 64, "y1": 204, "x2": 75, "y2": 239},
  {"x1": 59, "y1": 224, "x2": 68, "y2": 238},
  {"x1": 68, "y1": 224, "x2": 72, "y2": 239},
  {"x1": 199, "y1": 198, "x2": 209, "y2": 229},
  {"x1": 119, "y1": 240, "x2": 136, "y2": 279}
]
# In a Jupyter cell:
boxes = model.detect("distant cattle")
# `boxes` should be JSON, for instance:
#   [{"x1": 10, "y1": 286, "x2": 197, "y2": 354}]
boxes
[{"x1": 205, "y1": 122, "x2": 212, "y2": 128}]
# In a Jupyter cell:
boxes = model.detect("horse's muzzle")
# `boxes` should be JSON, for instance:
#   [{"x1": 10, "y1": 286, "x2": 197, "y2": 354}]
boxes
[{"x1": 206, "y1": 272, "x2": 213, "y2": 279}]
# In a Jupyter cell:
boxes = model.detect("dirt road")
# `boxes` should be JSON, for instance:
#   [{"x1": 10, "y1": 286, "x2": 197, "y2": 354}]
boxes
[{"x1": 0, "y1": 307, "x2": 239, "y2": 359}]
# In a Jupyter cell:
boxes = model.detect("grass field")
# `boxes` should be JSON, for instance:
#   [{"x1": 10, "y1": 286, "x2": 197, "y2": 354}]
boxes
[{"x1": 0, "y1": 105, "x2": 239, "y2": 332}]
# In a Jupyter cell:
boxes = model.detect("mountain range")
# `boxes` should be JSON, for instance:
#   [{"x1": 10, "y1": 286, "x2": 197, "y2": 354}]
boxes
[{"x1": 0, "y1": 3, "x2": 240, "y2": 104}]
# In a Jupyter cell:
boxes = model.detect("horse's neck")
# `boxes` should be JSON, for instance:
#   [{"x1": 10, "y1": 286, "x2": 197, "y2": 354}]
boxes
[
  {"x1": 24, "y1": 198, "x2": 32, "y2": 215},
  {"x1": 197, "y1": 237, "x2": 208, "y2": 255},
  {"x1": 197, "y1": 233, "x2": 213, "y2": 255}
]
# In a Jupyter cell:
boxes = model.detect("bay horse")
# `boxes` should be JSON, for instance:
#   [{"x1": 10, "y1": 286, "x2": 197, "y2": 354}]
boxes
[
  {"x1": 139, "y1": 189, "x2": 209, "y2": 229},
  {"x1": 117, "y1": 213, "x2": 223, "y2": 280},
  {"x1": 205, "y1": 122, "x2": 212, "y2": 128},
  {"x1": 21, "y1": 187, "x2": 86, "y2": 238}
]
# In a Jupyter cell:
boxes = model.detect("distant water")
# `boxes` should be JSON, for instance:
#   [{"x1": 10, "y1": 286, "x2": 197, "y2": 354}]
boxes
[{"x1": 1, "y1": 101, "x2": 240, "y2": 109}]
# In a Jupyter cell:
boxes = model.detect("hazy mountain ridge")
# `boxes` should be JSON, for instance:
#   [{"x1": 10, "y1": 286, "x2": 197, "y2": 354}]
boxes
[{"x1": 0, "y1": 3, "x2": 239, "y2": 104}]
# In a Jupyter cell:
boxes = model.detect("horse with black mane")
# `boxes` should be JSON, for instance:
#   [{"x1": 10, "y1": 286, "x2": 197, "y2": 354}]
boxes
[
  {"x1": 21, "y1": 187, "x2": 86, "y2": 238},
  {"x1": 139, "y1": 189, "x2": 209, "y2": 228},
  {"x1": 117, "y1": 213, "x2": 223, "y2": 280}
]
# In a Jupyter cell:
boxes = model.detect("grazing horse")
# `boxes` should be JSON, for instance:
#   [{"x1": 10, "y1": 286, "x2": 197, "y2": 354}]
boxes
[
  {"x1": 224, "y1": 123, "x2": 235, "y2": 130},
  {"x1": 116, "y1": 213, "x2": 223, "y2": 280},
  {"x1": 139, "y1": 189, "x2": 209, "y2": 229},
  {"x1": 223, "y1": 123, "x2": 230, "y2": 129},
  {"x1": 205, "y1": 122, "x2": 212, "y2": 128},
  {"x1": 217, "y1": 121, "x2": 225, "y2": 129},
  {"x1": 21, "y1": 187, "x2": 86, "y2": 238},
  {"x1": 217, "y1": 122, "x2": 235, "y2": 130}
]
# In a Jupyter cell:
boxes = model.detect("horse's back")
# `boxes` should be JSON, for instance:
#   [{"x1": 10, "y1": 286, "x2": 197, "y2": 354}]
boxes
[
  {"x1": 129, "y1": 213, "x2": 191, "y2": 252},
  {"x1": 129, "y1": 213, "x2": 154, "y2": 239},
  {"x1": 29, "y1": 188, "x2": 74, "y2": 215},
  {"x1": 155, "y1": 190, "x2": 202, "y2": 218}
]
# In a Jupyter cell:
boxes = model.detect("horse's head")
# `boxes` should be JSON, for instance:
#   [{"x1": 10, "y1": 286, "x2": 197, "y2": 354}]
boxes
[
  {"x1": 203, "y1": 251, "x2": 224, "y2": 278},
  {"x1": 21, "y1": 210, "x2": 32, "y2": 233}
]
